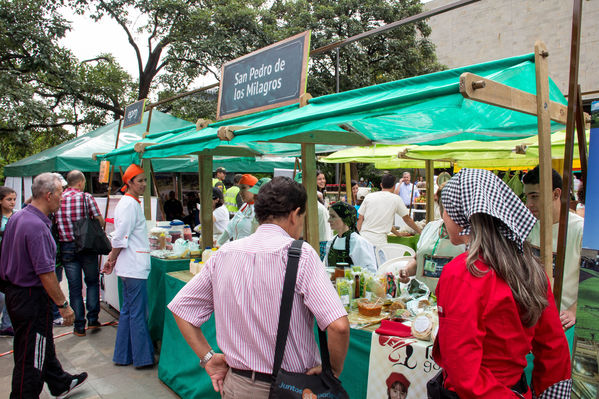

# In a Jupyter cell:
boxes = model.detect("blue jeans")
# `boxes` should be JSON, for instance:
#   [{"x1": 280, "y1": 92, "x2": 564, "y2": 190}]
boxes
[
  {"x1": 0, "y1": 292, "x2": 12, "y2": 330},
  {"x1": 61, "y1": 241, "x2": 100, "y2": 330},
  {"x1": 113, "y1": 277, "x2": 154, "y2": 367}
]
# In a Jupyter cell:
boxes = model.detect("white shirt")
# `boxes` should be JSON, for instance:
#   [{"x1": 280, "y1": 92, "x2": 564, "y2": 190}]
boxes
[
  {"x1": 324, "y1": 232, "x2": 377, "y2": 273},
  {"x1": 358, "y1": 191, "x2": 408, "y2": 246},
  {"x1": 112, "y1": 195, "x2": 151, "y2": 279},
  {"x1": 213, "y1": 205, "x2": 230, "y2": 242},
  {"x1": 318, "y1": 201, "x2": 332, "y2": 242},
  {"x1": 216, "y1": 203, "x2": 257, "y2": 246},
  {"x1": 527, "y1": 212, "x2": 584, "y2": 311}
]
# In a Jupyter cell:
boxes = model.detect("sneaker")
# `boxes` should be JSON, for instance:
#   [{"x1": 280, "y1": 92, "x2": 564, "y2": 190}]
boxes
[
  {"x1": 73, "y1": 327, "x2": 86, "y2": 337},
  {"x1": 55, "y1": 372, "x2": 88, "y2": 399},
  {"x1": 53, "y1": 317, "x2": 64, "y2": 326},
  {"x1": 87, "y1": 321, "x2": 102, "y2": 330},
  {"x1": 0, "y1": 327, "x2": 14, "y2": 336}
]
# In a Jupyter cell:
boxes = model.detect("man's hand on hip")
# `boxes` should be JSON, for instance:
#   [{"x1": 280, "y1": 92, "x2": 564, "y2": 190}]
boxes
[{"x1": 206, "y1": 353, "x2": 229, "y2": 392}]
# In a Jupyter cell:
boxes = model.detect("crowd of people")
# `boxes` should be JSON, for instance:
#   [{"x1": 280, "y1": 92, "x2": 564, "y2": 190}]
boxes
[{"x1": 0, "y1": 163, "x2": 585, "y2": 398}]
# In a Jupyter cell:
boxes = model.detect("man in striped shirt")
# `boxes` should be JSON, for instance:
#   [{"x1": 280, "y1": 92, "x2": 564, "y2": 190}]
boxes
[{"x1": 169, "y1": 177, "x2": 350, "y2": 398}]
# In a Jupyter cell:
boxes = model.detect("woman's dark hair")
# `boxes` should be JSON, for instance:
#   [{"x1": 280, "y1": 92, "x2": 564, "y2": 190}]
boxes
[
  {"x1": 0, "y1": 186, "x2": 16, "y2": 201},
  {"x1": 255, "y1": 176, "x2": 307, "y2": 223},
  {"x1": 212, "y1": 187, "x2": 224, "y2": 208},
  {"x1": 351, "y1": 180, "x2": 358, "y2": 188},
  {"x1": 316, "y1": 170, "x2": 326, "y2": 194}
]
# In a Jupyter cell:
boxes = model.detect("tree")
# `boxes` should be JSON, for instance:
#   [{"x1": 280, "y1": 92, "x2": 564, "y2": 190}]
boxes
[{"x1": 0, "y1": 0, "x2": 134, "y2": 180}]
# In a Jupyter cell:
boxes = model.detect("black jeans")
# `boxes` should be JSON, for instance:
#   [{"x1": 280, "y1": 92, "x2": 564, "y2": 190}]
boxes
[{"x1": 5, "y1": 284, "x2": 72, "y2": 398}]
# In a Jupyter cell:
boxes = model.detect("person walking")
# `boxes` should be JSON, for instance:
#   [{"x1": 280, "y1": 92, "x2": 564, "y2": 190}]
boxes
[
  {"x1": 168, "y1": 177, "x2": 349, "y2": 397},
  {"x1": 0, "y1": 186, "x2": 16, "y2": 336},
  {"x1": 0, "y1": 173, "x2": 88, "y2": 398},
  {"x1": 55, "y1": 170, "x2": 105, "y2": 337},
  {"x1": 102, "y1": 164, "x2": 155, "y2": 368}
]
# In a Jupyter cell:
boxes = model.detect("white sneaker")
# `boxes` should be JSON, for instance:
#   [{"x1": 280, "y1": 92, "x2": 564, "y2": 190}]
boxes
[
  {"x1": 55, "y1": 372, "x2": 88, "y2": 399},
  {"x1": 53, "y1": 317, "x2": 63, "y2": 326}
]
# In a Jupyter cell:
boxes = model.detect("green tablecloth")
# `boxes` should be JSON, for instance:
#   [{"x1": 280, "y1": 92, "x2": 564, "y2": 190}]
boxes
[
  {"x1": 158, "y1": 271, "x2": 373, "y2": 399},
  {"x1": 387, "y1": 234, "x2": 420, "y2": 250},
  {"x1": 147, "y1": 257, "x2": 190, "y2": 342}
]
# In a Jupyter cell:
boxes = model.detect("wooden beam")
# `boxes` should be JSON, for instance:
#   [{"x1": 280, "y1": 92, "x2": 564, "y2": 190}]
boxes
[
  {"x1": 142, "y1": 158, "x2": 152, "y2": 220},
  {"x1": 576, "y1": 87, "x2": 588, "y2": 183},
  {"x1": 193, "y1": 146, "x2": 261, "y2": 158},
  {"x1": 554, "y1": 0, "x2": 583, "y2": 310},
  {"x1": 149, "y1": 161, "x2": 166, "y2": 221},
  {"x1": 345, "y1": 163, "x2": 353, "y2": 205},
  {"x1": 425, "y1": 160, "x2": 435, "y2": 222},
  {"x1": 198, "y1": 155, "x2": 213, "y2": 250},
  {"x1": 270, "y1": 130, "x2": 372, "y2": 146},
  {"x1": 301, "y1": 143, "x2": 320, "y2": 254},
  {"x1": 460, "y1": 73, "x2": 567, "y2": 125},
  {"x1": 535, "y1": 41, "x2": 555, "y2": 282}
]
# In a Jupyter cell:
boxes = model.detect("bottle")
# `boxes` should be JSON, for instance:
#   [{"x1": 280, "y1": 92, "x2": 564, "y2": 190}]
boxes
[{"x1": 202, "y1": 247, "x2": 213, "y2": 263}]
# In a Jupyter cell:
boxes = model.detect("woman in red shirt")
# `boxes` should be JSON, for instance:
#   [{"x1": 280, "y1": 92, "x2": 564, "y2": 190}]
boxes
[{"x1": 433, "y1": 168, "x2": 571, "y2": 399}]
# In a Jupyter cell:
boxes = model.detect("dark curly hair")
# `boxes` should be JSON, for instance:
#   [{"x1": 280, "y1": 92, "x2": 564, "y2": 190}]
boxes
[{"x1": 254, "y1": 176, "x2": 307, "y2": 224}]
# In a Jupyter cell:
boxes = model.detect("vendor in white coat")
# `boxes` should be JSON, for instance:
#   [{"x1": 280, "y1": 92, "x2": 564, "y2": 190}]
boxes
[
  {"x1": 102, "y1": 164, "x2": 154, "y2": 368},
  {"x1": 216, "y1": 174, "x2": 261, "y2": 246},
  {"x1": 324, "y1": 201, "x2": 377, "y2": 273}
]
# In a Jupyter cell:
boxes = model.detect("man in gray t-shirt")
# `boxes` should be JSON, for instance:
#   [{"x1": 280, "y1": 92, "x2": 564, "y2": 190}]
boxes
[{"x1": 0, "y1": 173, "x2": 87, "y2": 398}]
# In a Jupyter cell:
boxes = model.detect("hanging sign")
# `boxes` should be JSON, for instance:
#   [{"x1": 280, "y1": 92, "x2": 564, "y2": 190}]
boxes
[
  {"x1": 216, "y1": 31, "x2": 311, "y2": 120},
  {"x1": 98, "y1": 160, "x2": 111, "y2": 183},
  {"x1": 123, "y1": 99, "x2": 147, "y2": 128}
]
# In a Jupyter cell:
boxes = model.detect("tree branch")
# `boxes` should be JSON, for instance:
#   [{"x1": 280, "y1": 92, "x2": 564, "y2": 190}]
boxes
[{"x1": 81, "y1": 56, "x2": 112, "y2": 64}]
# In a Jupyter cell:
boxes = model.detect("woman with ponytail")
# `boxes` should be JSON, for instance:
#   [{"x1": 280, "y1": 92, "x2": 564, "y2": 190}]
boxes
[{"x1": 432, "y1": 169, "x2": 571, "y2": 399}]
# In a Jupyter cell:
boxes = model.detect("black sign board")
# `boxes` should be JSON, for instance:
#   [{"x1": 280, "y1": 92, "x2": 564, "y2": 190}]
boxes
[
  {"x1": 217, "y1": 31, "x2": 311, "y2": 120},
  {"x1": 123, "y1": 99, "x2": 147, "y2": 128}
]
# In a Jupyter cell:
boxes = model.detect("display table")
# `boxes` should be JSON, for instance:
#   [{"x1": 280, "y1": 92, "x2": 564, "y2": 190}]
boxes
[
  {"x1": 147, "y1": 257, "x2": 190, "y2": 342},
  {"x1": 158, "y1": 271, "x2": 372, "y2": 399}
]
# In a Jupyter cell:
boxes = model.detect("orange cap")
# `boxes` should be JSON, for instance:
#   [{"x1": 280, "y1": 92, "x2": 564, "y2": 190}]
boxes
[
  {"x1": 239, "y1": 174, "x2": 258, "y2": 186},
  {"x1": 120, "y1": 164, "x2": 145, "y2": 192}
]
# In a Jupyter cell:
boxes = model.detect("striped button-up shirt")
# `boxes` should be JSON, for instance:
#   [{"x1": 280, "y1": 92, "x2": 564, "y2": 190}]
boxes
[
  {"x1": 55, "y1": 188, "x2": 101, "y2": 242},
  {"x1": 168, "y1": 223, "x2": 347, "y2": 374}
]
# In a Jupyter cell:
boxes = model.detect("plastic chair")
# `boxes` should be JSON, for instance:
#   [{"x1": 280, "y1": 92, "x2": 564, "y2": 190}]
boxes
[
  {"x1": 375, "y1": 243, "x2": 416, "y2": 266},
  {"x1": 377, "y1": 256, "x2": 415, "y2": 275}
]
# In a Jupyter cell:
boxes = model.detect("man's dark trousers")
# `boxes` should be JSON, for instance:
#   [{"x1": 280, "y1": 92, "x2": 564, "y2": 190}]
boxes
[
  {"x1": 5, "y1": 284, "x2": 72, "y2": 398},
  {"x1": 61, "y1": 242, "x2": 100, "y2": 330}
]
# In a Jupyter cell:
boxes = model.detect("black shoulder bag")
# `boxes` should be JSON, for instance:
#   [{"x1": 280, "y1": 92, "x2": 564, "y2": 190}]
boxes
[
  {"x1": 269, "y1": 240, "x2": 349, "y2": 399},
  {"x1": 73, "y1": 193, "x2": 112, "y2": 255}
]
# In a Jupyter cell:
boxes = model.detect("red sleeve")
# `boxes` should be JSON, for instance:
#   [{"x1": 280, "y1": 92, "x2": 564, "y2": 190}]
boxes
[
  {"x1": 530, "y1": 281, "x2": 572, "y2": 395},
  {"x1": 434, "y1": 255, "x2": 519, "y2": 399}
]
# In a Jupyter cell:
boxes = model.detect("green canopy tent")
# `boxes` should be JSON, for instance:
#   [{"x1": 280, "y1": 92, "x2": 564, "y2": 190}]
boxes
[{"x1": 3, "y1": 111, "x2": 195, "y2": 177}]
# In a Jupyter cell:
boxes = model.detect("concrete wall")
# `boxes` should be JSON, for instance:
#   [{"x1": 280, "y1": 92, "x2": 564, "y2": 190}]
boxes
[{"x1": 424, "y1": 0, "x2": 599, "y2": 98}]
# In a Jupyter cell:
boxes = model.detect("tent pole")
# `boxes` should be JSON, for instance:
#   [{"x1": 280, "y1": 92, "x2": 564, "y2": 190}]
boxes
[
  {"x1": 302, "y1": 144, "x2": 320, "y2": 254},
  {"x1": 198, "y1": 155, "x2": 213, "y2": 249},
  {"x1": 425, "y1": 160, "x2": 434, "y2": 222},
  {"x1": 534, "y1": 41, "x2": 554, "y2": 283},
  {"x1": 149, "y1": 161, "x2": 166, "y2": 221},
  {"x1": 554, "y1": 0, "x2": 583, "y2": 309},
  {"x1": 337, "y1": 164, "x2": 343, "y2": 202},
  {"x1": 345, "y1": 163, "x2": 352, "y2": 205},
  {"x1": 575, "y1": 87, "x2": 588, "y2": 183},
  {"x1": 103, "y1": 118, "x2": 123, "y2": 228},
  {"x1": 142, "y1": 159, "x2": 152, "y2": 220}
]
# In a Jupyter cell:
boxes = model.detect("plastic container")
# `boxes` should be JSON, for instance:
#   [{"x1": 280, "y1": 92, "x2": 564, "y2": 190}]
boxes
[
  {"x1": 183, "y1": 225, "x2": 193, "y2": 241},
  {"x1": 202, "y1": 247, "x2": 213, "y2": 263},
  {"x1": 170, "y1": 220, "x2": 184, "y2": 241}
]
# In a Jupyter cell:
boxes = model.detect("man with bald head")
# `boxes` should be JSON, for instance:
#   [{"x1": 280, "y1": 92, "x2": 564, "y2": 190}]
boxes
[{"x1": 55, "y1": 170, "x2": 105, "y2": 337}]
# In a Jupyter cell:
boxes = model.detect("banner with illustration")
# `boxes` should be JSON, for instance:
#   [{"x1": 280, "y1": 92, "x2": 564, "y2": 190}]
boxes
[{"x1": 367, "y1": 334, "x2": 438, "y2": 399}]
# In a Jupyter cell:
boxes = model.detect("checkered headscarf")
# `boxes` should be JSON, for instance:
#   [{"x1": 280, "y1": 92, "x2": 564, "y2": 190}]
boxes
[{"x1": 441, "y1": 168, "x2": 536, "y2": 252}]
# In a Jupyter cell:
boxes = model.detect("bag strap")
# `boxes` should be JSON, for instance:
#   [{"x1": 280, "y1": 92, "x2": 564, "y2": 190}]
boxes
[
  {"x1": 272, "y1": 240, "x2": 334, "y2": 377},
  {"x1": 272, "y1": 239, "x2": 303, "y2": 377},
  {"x1": 80, "y1": 192, "x2": 91, "y2": 219}
]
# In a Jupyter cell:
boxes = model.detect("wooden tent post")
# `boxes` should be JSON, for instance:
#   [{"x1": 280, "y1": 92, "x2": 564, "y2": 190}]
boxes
[
  {"x1": 149, "y1": 161, "x2": 166, "y2": 221},
  {"x1": 575, "y1": 87, "x2": 588, "y2": 183},
  {"x1": 142, "y1": 159, "x2": 152, "y2": 220},
  {"x1": 425, "y1": 160, "x2": 435, "y2": 222},
  {"x1": 103, "y1": 118, "x2": 123, "y2": 227},
  {"x1": 345, "y1": 163, "x2": 353, "y2": 205},
  {"x1": 534, "y1": 41, "x2": 554, "y2": 282},
  {"x1": 555, "y1": 0, "x2": 583, "y2": 308},
  {"x1": 302, "y1": 144, "x2": 320, "y2": 254},
  {"x1": 337, "y1": 164, "x2": 344, "y2": 202},
  {"x1": 198, "y1": 155, "x2": 213, "y2": 249}
]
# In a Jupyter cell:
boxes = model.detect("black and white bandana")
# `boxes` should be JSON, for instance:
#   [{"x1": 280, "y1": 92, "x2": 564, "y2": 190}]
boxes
[{"x1": 441, "y1": 168, "x2": 537, "y2": 252}]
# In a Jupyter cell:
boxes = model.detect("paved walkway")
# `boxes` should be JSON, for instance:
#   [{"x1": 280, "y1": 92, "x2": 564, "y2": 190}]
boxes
[{"x1": 0, "y1": 286, "x2": 179, "y2": 399}]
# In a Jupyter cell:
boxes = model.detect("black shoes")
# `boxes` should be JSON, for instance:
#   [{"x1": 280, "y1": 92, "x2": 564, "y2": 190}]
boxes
[
  {"x1": 55, "y1": 372, "x2": 88, "y2": 399},
  {"x1": 73, "y1": 327, "x2": 86, "y2": 337}
]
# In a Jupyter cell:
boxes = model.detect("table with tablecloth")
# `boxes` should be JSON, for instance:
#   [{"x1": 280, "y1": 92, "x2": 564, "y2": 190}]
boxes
[
  {"x1": 147, "y1": 257, "x2": 190, "y2": 342},
  {"x1": 157, "y1": 270, "x2": 575, "y2": 399}
]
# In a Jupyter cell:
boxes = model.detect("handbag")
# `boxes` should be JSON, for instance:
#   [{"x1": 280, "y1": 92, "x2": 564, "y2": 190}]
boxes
[
  {"x1": 73, "y1": 193, "x2": 111, "y2": 255},
  {"x1": 269, "y1": 240, "x2": 349, "y2": 399}
]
